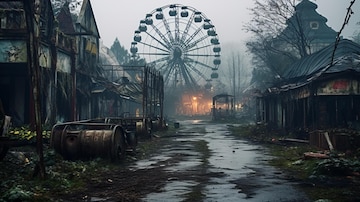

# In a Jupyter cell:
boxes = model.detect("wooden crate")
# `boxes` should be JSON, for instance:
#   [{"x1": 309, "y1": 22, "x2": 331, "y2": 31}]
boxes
[{"x1": 309, "y1": 129, "x2": 360, "y2": 151}]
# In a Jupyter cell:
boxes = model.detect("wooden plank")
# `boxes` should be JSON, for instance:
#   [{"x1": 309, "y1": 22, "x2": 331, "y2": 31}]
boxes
[
  {"x1": 280, "y1": 138, "x2": 309, "y2": 144},
  {"x1": 324, "y1": 132, "x2": 334, "y2": 151}
]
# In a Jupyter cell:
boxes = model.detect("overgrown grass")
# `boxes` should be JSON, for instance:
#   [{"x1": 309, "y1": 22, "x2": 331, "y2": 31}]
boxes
[
  {"x1": 228, "y1": 123, "x2": 360, "y2": 201},
  {"x1": 0, "y1": 125, "x2": 175, "y2": 202},
  {"x1": 0, "y1": 148, "x2": 115, "y2": 201}
]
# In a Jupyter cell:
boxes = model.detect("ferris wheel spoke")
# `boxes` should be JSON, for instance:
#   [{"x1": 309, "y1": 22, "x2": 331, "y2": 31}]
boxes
[
  {"x1": 148, "y1": 24, "x2": 173, "y2": 49},
  {"x1": 137, "y1": 52, "x2": 169, "y2": 56},
  {"x1": 178, "y1": 62, "x2": 194, "y2": 87},
  {"x1": 137, "y1": 41, "x2": 169, "y2": 54},
  {"x1": 183, "y1": 27, "x2": 202, "y2": 45},
  {"x1": 150, "y1": 55, "x2": 171, "y2": 65},
  {"x1": 142, "y1": 32, "x2": 171, "y2": 51},
  {"x1": 163, "y1": 62, "x2": 178, "y2": 87},
  {"x1": 185, "y1": 62, "x2": 209, "y2": 81},
  {"x1": 185, "y1": 53, "x2": 216, "y2": 57},
  {"x1": 187, "y1": 43, "x2": 213, "y2": 52},
  {"x1": 180, "y1": 11, "x2": 196, "y2": 44},
  {"x1": 149, "y1": 56, "x2": 171, "y2": 71},
  {"x1": 175, "y1": 7, "x2": 180, "y2": 42},
  {"x1": 161, "y1": 17, "x2": 175, "y2": 44},
  {"x1": 185, "y1": 35, "x2": 209, "y2": 50},
  {"x1": 186, "y1": 57, "x2": 214, "y2": 70},
  {"x1": 180, "y1": 63, "x2": 191, "y2": 84},
  {"x1": 180, "y1": 60, "x2": 199, "y2": 88},
  {"x1": 183, "y1": 63, "x2": 200, "y2": 88}
]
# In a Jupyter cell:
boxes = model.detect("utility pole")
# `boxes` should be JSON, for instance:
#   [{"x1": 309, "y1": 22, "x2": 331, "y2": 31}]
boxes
[
  {"x1": 237, "y1": 54, "x2": 241, "y2": 106},
  {"x1": 232, "y1": 52, "x2": 236, "y2": 104}
]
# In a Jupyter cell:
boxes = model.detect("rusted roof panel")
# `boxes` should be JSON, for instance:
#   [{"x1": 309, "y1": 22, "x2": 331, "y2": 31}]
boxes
[
  {"x1": 284, "y1": 39, "x2": 360, "y2": 80},
  {"x1": 265, "y1": 39, "x2": 360, "y2": 94}
]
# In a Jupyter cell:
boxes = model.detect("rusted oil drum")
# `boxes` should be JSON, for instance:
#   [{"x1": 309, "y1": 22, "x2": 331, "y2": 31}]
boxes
[
  {"x1": 125, "y1": 131, "x2": 138, "y2": 151},
  {"x1": 50, "y1": 123, "x2": 126, "y2": 161},
  {"x1": 135, "y1": 118, "x2": 151, "y2": 138}
]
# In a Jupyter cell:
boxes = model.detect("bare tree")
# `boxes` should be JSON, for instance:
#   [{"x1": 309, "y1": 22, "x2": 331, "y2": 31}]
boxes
[
  {"x1": 245, "y1": 0, "x2": 310, "y2": 79},
  {"x1": 244, "y1": 0, "x2": 340, "y2": 86}
]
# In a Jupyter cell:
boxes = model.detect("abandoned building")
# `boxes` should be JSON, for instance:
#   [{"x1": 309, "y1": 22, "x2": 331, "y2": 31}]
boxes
[
  {"x1": 256, "y1": 0, "x2": 353, "y2": 132},
  {"x1": 0, "y1": 0, "x2": 163, "y2": 128},
  {"x1": 255, "y1": 0, "x2": 360, "y2": 150},
  {"x1": 279, "y1": 0, "x2": 338, "y2": 54},
  {"x1": 257, "y1": 39, "x2": 360, "y2": 132}
]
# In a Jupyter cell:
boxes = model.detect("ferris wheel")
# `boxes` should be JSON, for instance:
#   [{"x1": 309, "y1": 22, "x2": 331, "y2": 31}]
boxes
[{"x1": 130, "y1": 4, "x2": 221, "y2": 91}]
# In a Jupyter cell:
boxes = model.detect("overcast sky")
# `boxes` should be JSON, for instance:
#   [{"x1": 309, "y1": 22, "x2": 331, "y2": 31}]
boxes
[{"x1": 91, "y1": 0, "x2": 360, "y2": 50}]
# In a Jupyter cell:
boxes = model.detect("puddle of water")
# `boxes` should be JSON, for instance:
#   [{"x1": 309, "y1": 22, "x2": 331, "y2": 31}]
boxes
[
  {"x1": 141, "y1": 122, "x2": 310, "y2": 202},
  {"x1": 174, "y1": 137, "x2": 202, "y2": 142},
  {"x1": 144, "y1": 180, "x2": 197, "y2": 202},
  {"x1": 129, "y1": 155, "x2": 171, "y2": 170},
  {"x1": 164, "y1": 157, "x2": 202, "y2": 172},
  {"x1": 207, "y1": 138, "x2": 263, "y2": 172},
  {"x1": 205, "y1": 124, "x2": 310, "y2": 201},
  {"x1": 204, "y1": 182, "x2": 247, "y2": 202}
]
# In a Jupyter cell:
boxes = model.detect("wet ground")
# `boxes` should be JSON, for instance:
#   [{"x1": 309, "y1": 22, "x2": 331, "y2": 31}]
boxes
[
  {"x1": 131, "y1": 119, "x2": 310, "y2": 202},
  {"x1": 61, "y1": 119, "x2": 310, "y2": 201}
]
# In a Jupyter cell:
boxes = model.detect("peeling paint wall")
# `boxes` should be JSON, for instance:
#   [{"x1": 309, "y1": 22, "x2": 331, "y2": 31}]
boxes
[
  {"x1": 317, "y1": 79, "x2": 360, "y2": 95},
  {"x1": 0, "y1": 40, "x2": 27, "y2": 63}
]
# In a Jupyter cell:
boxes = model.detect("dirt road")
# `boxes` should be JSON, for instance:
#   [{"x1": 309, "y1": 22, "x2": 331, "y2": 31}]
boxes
[{"x1": 58, "y1": 119, "x2": 310, "y2": 201}]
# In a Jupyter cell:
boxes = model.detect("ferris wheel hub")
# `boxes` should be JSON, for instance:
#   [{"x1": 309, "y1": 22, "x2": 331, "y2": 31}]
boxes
[{"x1": 172, "y1": 46, "x2": 183, "y2": 60}]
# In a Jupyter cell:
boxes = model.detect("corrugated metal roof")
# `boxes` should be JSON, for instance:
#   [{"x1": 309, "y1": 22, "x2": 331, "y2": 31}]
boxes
[
  {"x1": 283, "y1": 39, "x2": 360, "y2": 80},
  {"x1": 266, "y1": 39, "x2": 360, "y2": 94},
  {"x1": 90, "y1": 78, "x2": 140, "y2": 102}
]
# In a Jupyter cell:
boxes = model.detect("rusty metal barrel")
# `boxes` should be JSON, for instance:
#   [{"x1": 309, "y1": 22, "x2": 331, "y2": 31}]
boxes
[
  {"x1": 135, "y1": 118, "x2": 152, "y2": 138},
  {"x1": 50, "y1": 122, "x2": 126, "y2": 161},
  {"x1": 104, "y1": 117, "x2": 151, "y2": 139}
]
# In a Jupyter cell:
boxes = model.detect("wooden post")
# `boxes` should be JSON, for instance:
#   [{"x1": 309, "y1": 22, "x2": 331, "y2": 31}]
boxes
[
  {"x1": 24, "y1": 0, "x2": 45, "y2": 178},
  {"x1": 324, "y1": 132, "x2": 334, "y2": 151},
  {"x1": 71, "y1": 42, "x2": 76, "y2": 121}
]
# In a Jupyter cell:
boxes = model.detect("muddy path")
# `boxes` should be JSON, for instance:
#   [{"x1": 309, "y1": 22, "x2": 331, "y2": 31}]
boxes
[{"x1": 59, "y1": 119, "x2": 310, "y2": 201}]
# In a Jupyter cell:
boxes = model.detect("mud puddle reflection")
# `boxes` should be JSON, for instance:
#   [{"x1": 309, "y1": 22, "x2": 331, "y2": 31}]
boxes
[{"x1": 132, "y1": 120, "x2": 310, "y2": 201}]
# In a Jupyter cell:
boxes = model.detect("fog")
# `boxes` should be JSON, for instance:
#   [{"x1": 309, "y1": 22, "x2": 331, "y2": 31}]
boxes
[
  {"x1": 91, "y1": 0, "x2": 360, "y2": 50},
  {"x1": 90, "y1": 0, "x2": 359, "y2": 95}
]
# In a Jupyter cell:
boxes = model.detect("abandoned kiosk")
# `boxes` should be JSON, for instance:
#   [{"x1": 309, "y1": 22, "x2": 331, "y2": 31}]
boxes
[{"x1": 257, "y1": 39, "x2": 360, "y2": 150}]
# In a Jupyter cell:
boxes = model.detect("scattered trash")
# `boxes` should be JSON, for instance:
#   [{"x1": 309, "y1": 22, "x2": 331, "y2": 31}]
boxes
[
  {"x1": 304, "y1": 151, "x2": 329, "y2": 159},
  {"x1": 292, "y1": 159, "x2": 303, "y2": 165}
]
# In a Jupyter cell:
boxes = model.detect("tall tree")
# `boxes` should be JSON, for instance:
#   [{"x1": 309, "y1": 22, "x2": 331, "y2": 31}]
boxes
[{"x1": 110, "y1": 38, "x2": 131, "y2": 65}]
